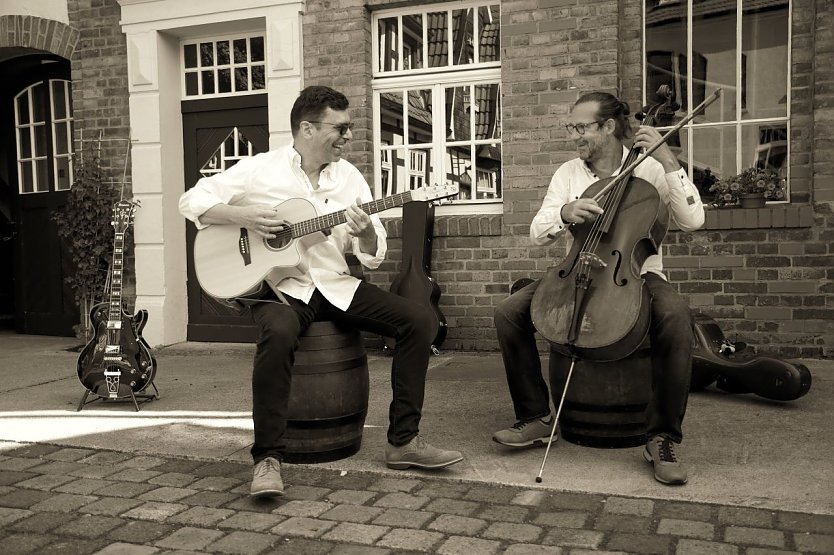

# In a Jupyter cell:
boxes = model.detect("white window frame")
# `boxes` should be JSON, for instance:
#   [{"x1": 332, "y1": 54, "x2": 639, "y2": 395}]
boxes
[
  {"x1": 643, "y1": 0, "x2": 791, "y2": 202},
  {"x1": 181, "y1": 32, "x2": 267, "y2": 100},
  {"x1": 372, "y1": 1, "x2": 502, "y2": 216},
  {"x1": 50, "y1": 79, "x2": 74, "y2": 192}
]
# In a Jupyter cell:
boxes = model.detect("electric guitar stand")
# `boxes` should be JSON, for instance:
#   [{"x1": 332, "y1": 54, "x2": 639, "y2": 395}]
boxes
[{"x1": 76, "y1": 382, "x2": 160, "y2": 412}]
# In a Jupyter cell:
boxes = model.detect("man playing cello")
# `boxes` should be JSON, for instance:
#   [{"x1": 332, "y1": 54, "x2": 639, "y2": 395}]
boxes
[{"x1": 492, "y1": 91, "x2": 705, "y2": 485}]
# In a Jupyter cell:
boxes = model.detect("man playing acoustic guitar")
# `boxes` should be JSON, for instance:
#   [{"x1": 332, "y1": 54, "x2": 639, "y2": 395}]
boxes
[
  {"x1": 492, "y1": 92, "x2": 705, "y2": 485},
  {"x1": 179, "y1": 86, "x2": 463, "y2": 498}
]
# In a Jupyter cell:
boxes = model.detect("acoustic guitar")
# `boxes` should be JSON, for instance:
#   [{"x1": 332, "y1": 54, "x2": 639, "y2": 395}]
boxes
[
  {"x1": 193, "y1": 183, "x2": 458, "y2": 301},
  {"x1": 76, "y1": 200, "x2": 157, "y2": 400}
]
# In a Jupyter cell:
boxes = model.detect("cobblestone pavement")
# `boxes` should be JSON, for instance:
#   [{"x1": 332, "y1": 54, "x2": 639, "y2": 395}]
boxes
[{"x1": 0, "y1": 444, "x2": 833, "y2": 554}]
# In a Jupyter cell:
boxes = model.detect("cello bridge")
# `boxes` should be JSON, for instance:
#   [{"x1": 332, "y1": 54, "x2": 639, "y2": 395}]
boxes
[{"x1": 579, "y1": 252, "x2": 607, "y2": 269}]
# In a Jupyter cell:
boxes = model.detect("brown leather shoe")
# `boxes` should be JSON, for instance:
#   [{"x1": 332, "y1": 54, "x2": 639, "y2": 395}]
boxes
[{"x1": 643, "y1": 435, "x2": 688, "y2": 485}]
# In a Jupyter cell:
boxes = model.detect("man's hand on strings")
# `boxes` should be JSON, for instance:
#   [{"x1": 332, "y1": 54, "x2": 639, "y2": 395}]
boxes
[{"x1": 561, "y1": 198, "x2": 604, "y2": 224}]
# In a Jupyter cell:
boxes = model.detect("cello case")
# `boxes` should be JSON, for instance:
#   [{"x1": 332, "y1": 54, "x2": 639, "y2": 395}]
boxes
[
  {"x1": 691, "y1": 313, "x2": 811, "y2": 401},
  {"x1": 385, "y1": 201, "x2": 447, "y2": 353}
]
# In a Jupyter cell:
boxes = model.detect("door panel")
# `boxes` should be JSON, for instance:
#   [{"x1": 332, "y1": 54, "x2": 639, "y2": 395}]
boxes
[{"x1": 183, "y1": 99, "x2": 269, "y2": 342}]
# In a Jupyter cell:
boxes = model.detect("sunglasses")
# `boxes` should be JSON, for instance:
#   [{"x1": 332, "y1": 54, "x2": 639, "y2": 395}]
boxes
[{"x1": 307, "y1": 121, "x2": 355, "y2": 136}]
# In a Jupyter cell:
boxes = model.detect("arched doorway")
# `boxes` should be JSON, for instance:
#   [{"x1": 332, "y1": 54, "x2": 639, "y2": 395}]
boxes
[{"x1": 0, "y1": 48, "x2": 77, "y2": 335}]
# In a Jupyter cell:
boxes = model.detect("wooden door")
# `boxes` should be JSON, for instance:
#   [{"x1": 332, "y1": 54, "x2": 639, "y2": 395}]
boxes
[
  {"x1": 0, "y1": 55, "x2": 76, "y2": 336},
  {"x1": 182, "y1": 96, "x2": 269, "y2": 342}
]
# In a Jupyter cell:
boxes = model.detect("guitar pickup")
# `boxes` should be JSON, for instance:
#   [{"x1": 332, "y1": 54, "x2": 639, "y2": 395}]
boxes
[{"x1": 239, "y1": 228, "x2": 252, "y2": 266}]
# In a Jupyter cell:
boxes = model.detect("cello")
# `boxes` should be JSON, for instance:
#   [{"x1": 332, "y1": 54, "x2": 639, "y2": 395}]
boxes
[{"x1": 528, "y1": 86, "x2": 721, "y2": 481}]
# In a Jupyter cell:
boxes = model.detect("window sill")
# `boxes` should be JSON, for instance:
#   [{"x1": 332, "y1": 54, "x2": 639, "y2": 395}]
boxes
[{"x1": 698, "y1": 204, "x2": 813, "y2": 230}]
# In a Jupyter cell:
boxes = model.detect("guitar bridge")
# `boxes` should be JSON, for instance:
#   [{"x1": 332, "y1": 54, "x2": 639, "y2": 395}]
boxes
[{"x1": 239, "y1": 228, "x2": 252, "y2": 266}]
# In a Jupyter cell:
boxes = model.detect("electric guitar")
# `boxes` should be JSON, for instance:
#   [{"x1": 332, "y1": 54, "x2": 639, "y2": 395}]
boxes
[
  {"x1": 193, "y1": 183, "x2": 458, "y2": 300},
  {"x1": 76, "y1": 200, "x2": 157, "y2": 399}
]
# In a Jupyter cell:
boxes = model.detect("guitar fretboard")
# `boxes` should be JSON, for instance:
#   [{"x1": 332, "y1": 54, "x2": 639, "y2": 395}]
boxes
[
  {"x1": 106, "y1": 231, "x2": 125, "y2": 349},
  {"x1": 290, "y1": 191, "x2": 414, "y2": 238}
]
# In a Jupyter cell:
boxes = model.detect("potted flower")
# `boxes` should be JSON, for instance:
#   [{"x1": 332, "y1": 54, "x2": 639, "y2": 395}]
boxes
[{"x1": 709, "y1": 166, "x2": 786, "y2": 208}]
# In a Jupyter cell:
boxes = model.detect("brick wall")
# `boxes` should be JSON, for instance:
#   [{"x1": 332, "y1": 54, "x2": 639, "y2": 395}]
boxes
[
  {"x1": 303, "y1": 0, "x2": 833, "y2": 358},
  {"x1": 66, "y1": 0, "x2": 135, "y2": 302}
]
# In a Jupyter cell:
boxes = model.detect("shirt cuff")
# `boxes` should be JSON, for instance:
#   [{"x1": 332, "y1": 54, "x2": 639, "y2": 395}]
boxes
[{"x1": 351, "y1": 233, "x2": 386, "y2": 270}]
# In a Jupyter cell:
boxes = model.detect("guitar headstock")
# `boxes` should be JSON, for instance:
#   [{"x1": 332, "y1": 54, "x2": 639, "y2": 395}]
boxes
[
  {"x1": 111, "y1": 199, "x2": 140, "y2": 234},
  {"x1": 410, "y1": 183, "x2": 459, "y2": 203}
]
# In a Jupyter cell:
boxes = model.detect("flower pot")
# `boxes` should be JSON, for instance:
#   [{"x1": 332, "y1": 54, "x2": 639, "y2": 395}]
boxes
[{"x1": 740, "y1": 193, "x2": 766, "y2": 209}]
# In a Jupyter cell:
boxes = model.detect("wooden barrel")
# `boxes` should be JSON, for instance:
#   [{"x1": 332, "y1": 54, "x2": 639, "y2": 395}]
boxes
[
  {"x1": 283, "y1": 321, "x2": 369, "y2": 463},
  {"x1": 549, "y1": 348, "x2": 651, "y2": 448}
]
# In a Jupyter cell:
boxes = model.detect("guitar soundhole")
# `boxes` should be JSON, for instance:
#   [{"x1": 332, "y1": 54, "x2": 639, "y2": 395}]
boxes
[{"x1": 265, "y1": 228, "x2": 293, "y2": 251}]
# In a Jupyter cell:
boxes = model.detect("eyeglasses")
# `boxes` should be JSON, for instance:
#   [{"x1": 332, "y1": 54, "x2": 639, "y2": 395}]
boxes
[
  {"x1": 307, "y1": 121, "x2": 355, "y2": 136},
  {"x1": 564, "y1": 120, "x2": 605, "y2": 136}
]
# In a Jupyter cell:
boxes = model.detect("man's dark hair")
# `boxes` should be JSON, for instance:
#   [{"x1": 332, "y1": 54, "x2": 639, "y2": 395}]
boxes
[
  {"x1": 574, "y1": 91, "x2": 633, "y2": 140},
  {"x1": 290, "y1": 86, "x2": 350, "y2": 135}
]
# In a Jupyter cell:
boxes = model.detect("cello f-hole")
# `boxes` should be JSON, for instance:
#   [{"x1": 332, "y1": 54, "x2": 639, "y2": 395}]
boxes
[{"x1": 611, "y1": 250, "x2": 627, "y2": 286}]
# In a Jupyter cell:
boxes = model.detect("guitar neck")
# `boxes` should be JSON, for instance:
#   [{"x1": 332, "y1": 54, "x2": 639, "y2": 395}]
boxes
[
  {"x1": 290, "y1": 191, "x2": 415, "y2": 238},
  {"x1": 106, "y1": 231, "x2": 126, "y2": 343}
]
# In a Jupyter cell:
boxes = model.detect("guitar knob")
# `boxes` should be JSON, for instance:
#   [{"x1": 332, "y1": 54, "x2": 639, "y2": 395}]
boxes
[{"x1": 130, "y1": 381, "x2": 137, "y2": 387}]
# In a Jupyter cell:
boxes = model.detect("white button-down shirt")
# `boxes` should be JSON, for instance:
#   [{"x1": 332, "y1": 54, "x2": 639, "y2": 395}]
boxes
[
  {"x1": 179, "y1": 145, "x2": 387, "y2": 310},
  {"x1": 530, "y1": 147, "x2": 705, "y2": 279}
]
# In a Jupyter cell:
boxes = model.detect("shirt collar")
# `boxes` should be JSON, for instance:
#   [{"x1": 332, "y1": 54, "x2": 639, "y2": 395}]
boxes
[
  {"x1": 582, "y1": 146, "x2": 630, "y2": 177},
  {"x1": 288, "y1": 146, "x2": 336, "y2": 181}
]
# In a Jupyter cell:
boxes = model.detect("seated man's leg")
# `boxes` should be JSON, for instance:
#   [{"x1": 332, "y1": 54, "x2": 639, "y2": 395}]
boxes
[
  {"x1": 643, "y1": 272, "x2": 693, "y2": 485},
  {"x1": 325, "y1": 281, "x2": 462, "y2": 470},
  {"x1": 492, "y1": 280, "x2": 554, "y2": 447},
  {"x1": 248, "y1": 295, "x2": 316, "y2": 496}
]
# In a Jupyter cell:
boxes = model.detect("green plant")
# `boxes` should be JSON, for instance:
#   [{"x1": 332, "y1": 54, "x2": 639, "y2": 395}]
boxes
[
  {"x1": 52, "y1": 139, "x2": 119, "y2": 338},
  {"x1": 709, "y1": 166, "x2": 785, "y2": 207}
]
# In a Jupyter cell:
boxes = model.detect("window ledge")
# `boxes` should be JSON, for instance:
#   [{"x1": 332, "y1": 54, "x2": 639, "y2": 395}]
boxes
[{"x1": 698, "y1": 204, "x2": 813, "y2": 230}]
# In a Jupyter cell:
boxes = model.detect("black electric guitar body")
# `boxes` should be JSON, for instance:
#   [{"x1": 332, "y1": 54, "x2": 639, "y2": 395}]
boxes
[
  {"x1": 691, "y1": 313, "x2": 811, "y2": 401},
  {"x1": 76, "y1": 200, "x2": 157, "y2": 400},
  {"x1": 77, "y1": 302, "x2": 156, "y2": 398},
  {"x1": 385, "y1": 201, "x2": 447, "y2": 353}
]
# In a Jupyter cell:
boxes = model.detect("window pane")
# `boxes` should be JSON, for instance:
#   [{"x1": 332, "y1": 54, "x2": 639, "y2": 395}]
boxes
[
  {"x1": 380, "y1": 91, "x2": 405, "y2": 146},
  {"x1": 385, "y1": 148, "x2": 434, "y2": 195},
  {"x1": 34, "y1": 125, "x2": 48, "y2": 157},
  {"x1": 217, "y1": 40, "x2": 230, "y2": 65},
  {"x1": 427, "y1": 12, "x2": 448, "y2": 68},
  {"x1": 54, "y1": 122, "x2": 69, "y2": 155},
  {"x1": 18, "y1": 127, "x2": 32, "y2": 159},
  {"x1": 233, "y1": 39, "x2": 247, "y2": 63},
  {"x1": 475, "y1": 142, "x2": 502, "y2": 199},
  {"x1": 252, "y1": 65, "x2": 265, "y2": 90},
  {"x1": 234, "y1": 67, "x2": 248, "y2": 91},
  {"x1": 185, "y1": 72, "x2": 198, "y2": 96},
  {"x1": 407, "y1": 89, "x2": 433, "y2": 145},
  {"x1": 250, "y1": 36, "x2": 265, "y2": 62},
  {"x1": 446, "y1": 145, "x2": 473, "y2": 200},
  {"x1": 16, "y1": 92, "x2": 29, "y2": 124},
  {"x1": 378, "y1": 17, "x2": 399, "y2": 72},
  {"x1": 218, "y1": 68, "x2": 232, "y2": 93},
  {"x1": 32, "y1": 83, "x2": 46, "y2": 122},
  {"x1": 475, "y1": 83, "x2": 501, "y2": 140},
  {"x1": 686, "y1": 125, "x2": 738, "y2": 201},
  {"x1": 55, "y1": 156, "x2": 71, "y2": 191},
  {"x1": 403, "y1": 15, "x2": 424, "y2": 70},
  {"x1": 744, "y1": 123, "x2": 787, "y2": 176},
  {"x1": 202, "y1": 71, "x2": 215, "y2": 94},
  {"x1": 478, "y1": 5, "x2": 500, "y2": 63},
  {"x1": 452, "y1": 9, "x2": 474, "y2": 66},
  {"x1": 184, "y1": 44, "x2": 198, "y2": 68},
  {"x1": 36, "y1": 159, "x2": 49, "y2": 192},
  {"x1": 693, "y1": 1, "x2": 736, "y2": 122},
  {"x1": 742, "y1": 4, "x2": 788, "y2": 120},
  {"x1": 51, "y1": 81, "x2": 67, "y2": 120},
  {"x1": 20, "y1": 162, "x2": 34, "y2": 194},
  {"x1": 200, "y1": 42, "x2": 214, "y2": 67},
  {"x1": 645, "y1": 3, "x2": 688, "y2": 118},
  {"x1": 445, "y1": 85, "x2": 471, "y2": 141}
]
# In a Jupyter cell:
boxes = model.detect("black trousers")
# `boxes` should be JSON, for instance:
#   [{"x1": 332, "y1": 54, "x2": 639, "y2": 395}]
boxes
[
  {"x1": 248, "y1": 281, "x2": 438, "y2": 463},
  {"x1": 493, "y1": 273, "x2": 693, "y2": 442}
]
